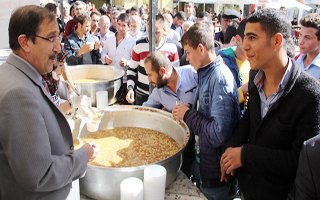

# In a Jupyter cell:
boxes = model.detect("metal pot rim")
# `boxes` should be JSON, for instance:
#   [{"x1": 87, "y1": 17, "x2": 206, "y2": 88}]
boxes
[
  {"x1": 70, "y1": 64, "x2": 125, "y2": 81},
  {"x1": 85, "y1": 105, "x2": 190, "y2": 169}
]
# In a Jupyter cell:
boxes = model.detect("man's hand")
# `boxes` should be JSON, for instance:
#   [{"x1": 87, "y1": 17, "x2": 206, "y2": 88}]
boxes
[
  {"x1": 126, "y1": 89, "x2": 135, "y2": 103},
  {"x1": 104, "y1": 55, "x2": 113, "y2": 65},
  {"x1": 220, "y1": 147, "x2": 242, "y2": 182},
  {"x1": 77, "y1": 44, "x2": 93, "y2": 57},
  {"x1": 83, "y1": 142, "x2": 99, "y2": 161},
  {"x1": 94, "y1": 41, "x2": 100, "y2": 50},
  {"x1": 119, "y1": 58, "x2": 127, "y2": 67},
  {"x1": 172, "y1": 104, "x2": 190, "y2": 121}
]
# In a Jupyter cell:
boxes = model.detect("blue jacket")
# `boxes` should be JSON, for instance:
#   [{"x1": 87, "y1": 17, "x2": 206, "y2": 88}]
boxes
[
  {"x1": 183, "y1": 56, "x2": 240, "y2": 186},
  {"x1": 64, "y1": 32, "x2": 101, "y2": 65},
  {"x1": 219, "y1": 48, "x2": 242, "y2": 88}
]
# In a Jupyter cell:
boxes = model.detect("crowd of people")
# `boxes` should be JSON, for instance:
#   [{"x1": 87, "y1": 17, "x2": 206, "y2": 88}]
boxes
[{"x1": 0, "y1": 0, "x2": 320, "y2": 200}]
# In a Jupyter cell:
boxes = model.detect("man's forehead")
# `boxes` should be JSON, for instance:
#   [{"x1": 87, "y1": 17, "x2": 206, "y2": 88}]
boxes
[
  {"x1": 244, "y1": 22, "x2": 263, "y2": 34},
  {"x1": 38, "y1": 19, "x2": 59, "y2": 34}
]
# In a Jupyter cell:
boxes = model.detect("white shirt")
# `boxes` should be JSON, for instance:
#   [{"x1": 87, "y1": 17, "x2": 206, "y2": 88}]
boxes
[
  {"x1": 96, "y1": 31, "x2": 115, "y2": 48},
  {"x1": 128, "y1": 31, "x2": 144, "y2": 42},
  {"x1": 101, "y1": 34, "x2": 135, "y2": 68}
]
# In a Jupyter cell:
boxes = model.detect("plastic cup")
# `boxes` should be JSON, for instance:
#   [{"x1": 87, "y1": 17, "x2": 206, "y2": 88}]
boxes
[{"x1": 96, "y1": 91, "x2": 108, "y2": 109}]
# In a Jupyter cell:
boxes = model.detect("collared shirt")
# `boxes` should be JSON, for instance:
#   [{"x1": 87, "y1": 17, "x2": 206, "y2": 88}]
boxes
[
  {"x1": 128, "y1": 31, "x2": 144, "y2": 42},
  {"x1": 95, "y1": 31, "x2": 115, "y2": 48},
  {"x1": 142, "y1": 65, "x2": 198, "y2": 112},
  {"x1": 296, "y1": 53, "x2": 320, "y2": 80},
  {"x1": 101, "y1": 33, "x2": 135, "y2": 68},
  {"x1": 254, "y1": 58, "x2": 293, "y2": 118},
  {"x1": 12, "y1": 53, "x2": 54, "y2": 100}
]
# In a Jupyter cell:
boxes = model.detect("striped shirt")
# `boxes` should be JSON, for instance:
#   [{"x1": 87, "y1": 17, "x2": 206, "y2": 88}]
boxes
[{"x1": 127, "y1": 37, "x2": 180, "y2": 96}]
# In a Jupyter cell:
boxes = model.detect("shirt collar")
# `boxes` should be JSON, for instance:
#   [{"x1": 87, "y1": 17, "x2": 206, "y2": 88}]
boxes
[
  {"x1": 297, "y1": 53, "x2": 320, "y2": 69},
  {"x1": 254, "y1": 58, "x2": 293, "y2": 92},
  {"x1": 12, "y1": 53, "x2": 42, "y2": 82}
]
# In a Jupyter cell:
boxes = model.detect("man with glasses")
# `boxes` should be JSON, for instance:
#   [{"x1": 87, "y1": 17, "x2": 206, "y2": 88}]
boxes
[
  {"x1": 64, "y1": 13, "x2": 101, "y2": 65},
  {"x1": 0, "y1": 5, "x2": 99, "y2": 199}
]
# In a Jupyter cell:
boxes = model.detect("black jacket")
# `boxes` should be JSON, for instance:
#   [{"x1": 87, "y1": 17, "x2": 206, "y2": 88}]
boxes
[
  {"x1": 227, "y1": 59, "x2": 320, "y2": 200},
  {"x1": 288, "y1": 134, "x2": 320, "y2": 200}
]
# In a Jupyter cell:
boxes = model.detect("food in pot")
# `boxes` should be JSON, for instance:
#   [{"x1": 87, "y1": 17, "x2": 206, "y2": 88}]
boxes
[
  {"x1": 75, "y1": 127, "x2": 180, "y2": 167},
  {"x1": 74, "y1": 79, "x2": 106, "y2": 83}
]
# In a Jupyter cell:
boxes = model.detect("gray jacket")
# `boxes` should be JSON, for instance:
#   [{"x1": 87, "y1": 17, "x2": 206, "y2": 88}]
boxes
[{"x1": 0, "y1": 53, "x2": 88, "y2": 199}]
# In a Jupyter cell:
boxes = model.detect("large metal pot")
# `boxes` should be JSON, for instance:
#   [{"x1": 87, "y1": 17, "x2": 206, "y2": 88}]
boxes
[
  {"x1": 79, "y1": 106, "x2": 190, "y2": 200},
  {"x1": 68, "y1": 65, "x2": 124, "y2": 106}
]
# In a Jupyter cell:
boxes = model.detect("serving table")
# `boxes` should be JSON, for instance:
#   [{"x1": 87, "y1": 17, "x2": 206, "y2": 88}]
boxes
[{"x1": 80, "y1": 170, "x2": 207, "y2": 200}]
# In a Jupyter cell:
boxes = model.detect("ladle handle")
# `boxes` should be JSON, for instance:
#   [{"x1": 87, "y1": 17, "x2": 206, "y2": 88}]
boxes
[{"x1": 67, "y1": 80, "x2": 81, "y2": 96}]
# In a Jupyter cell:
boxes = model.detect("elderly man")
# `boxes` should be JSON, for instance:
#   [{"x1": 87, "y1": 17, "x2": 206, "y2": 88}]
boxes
[
  {"x1": 128, "y1": 15, "x2": 144, "y2": 41},
  {"x1": 214, "y1": 8, "x2": 240, "y2": 44},
  {"x1": 96, "y1": 15, "x2": 114, "y2": 47},
  {"x1": 220, "y1": 9, "x2": 320, "y2": 200},
  {"x1": 0, "y1": 5, "x2": 98, "y2": 199},
  {"x1": 64, "y1": 13, "x2": 101, "y2": 65}
]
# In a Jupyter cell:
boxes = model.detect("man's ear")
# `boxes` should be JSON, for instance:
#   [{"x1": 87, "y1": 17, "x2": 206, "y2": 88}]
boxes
[
  {"x1": 159, "y1": 66, "x2": 166, "y2": 76},
  {"x1": 18, "y1": 34, "x2": 31, "y2": 53},
  {"x1": 235, "y1": 35, "x2": 242, "y2": 45},
  {"x1": 198, "y1": 43, "x2": 205, "y2": 53},
  {"x1": 272, "y1": 33, "x2": 284, "y2": 49}
]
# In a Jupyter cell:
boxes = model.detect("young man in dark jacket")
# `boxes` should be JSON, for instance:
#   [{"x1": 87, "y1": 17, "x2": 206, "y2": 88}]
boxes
[{"x1": 220, "y1": 8, "x2": 320, "y2": 200}]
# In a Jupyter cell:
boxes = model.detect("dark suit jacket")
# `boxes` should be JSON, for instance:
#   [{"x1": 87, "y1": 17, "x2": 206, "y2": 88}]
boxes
[
  {"x1": 288, "y1": 134, "x2": 320, "y2": 200},
  {"x1": 227, "y1": 59, "x2": 320, "y2": 200},
  {"x1": 0, "y1": 53, "x2": 88, "y2": 199}
]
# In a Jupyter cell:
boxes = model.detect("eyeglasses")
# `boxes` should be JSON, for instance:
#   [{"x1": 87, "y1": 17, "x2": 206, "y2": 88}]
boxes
[{"x1": 31, "y1": 35, "x2": 62, "y2": 43}]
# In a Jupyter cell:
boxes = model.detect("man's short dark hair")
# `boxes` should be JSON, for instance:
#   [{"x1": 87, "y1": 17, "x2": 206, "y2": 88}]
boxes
[
  {"x1": 90, "y1": 11, "x2": 101, "y2": 18},
  {"x1": 300, "y1": 13, "x2": 320, "y2": 40},
  {"x1": 117, "y1": 13, "x2": 130, "y2": 26},
  {"x1": 9, "y1": 5, "x2": 56, "y2": 50},
  {"x1": 76, "y1": 13, "x2": 91, "y2": 26},
  {"x1": 148, "y1": 14, "x2": 165, "y2": 26},
  {"x1": 181, "y1": 22, "x2": 214, "y2": 51},
  {"x1": 224, "y1": 21, "x2": 239, "y2": 44},
  {"x1": 98, "y1": 7, "x2": 107, "y2": 15},
  {"x1": 246, "y1": 8, "x2": 291, "y2": 40},
  {"x1": 236, "y1": 19, "x2": 247, "y2": 39},
  {"x1": 44, "y1": 3, "x2": 57, "y2": 13},
  {"x1": 130, "y1": 6, "x2": 139, "y2": 13},
  {"x1": 174, "y1": 11, "x2": 185, "y2": 21},
  {"x1": 144, "y1": 51, "x2": 172, "y2": 72},
  {"x1": 197, "y1": 11, "x2": 210, "y2": 19}
]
